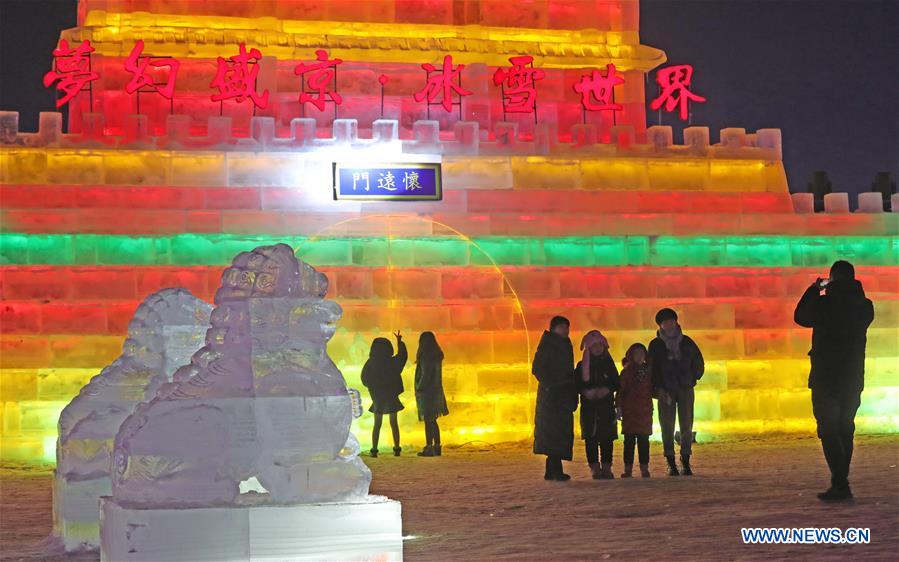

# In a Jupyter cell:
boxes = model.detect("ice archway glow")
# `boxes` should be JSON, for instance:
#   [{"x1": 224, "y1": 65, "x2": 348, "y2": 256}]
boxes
[{"x1": 295, "y1": 214, "x2": 534, "y2": 447}]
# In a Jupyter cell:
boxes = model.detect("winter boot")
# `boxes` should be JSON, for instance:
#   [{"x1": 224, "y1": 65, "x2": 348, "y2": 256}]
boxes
[
  {"x1": 640, "y1": 463, "x2": 651, "y2": 478},
  {"x1": 544, "y1": 458, "x2": 558, "y2": 481},
  {"x1": 546, "y1": 458, "x2": 570, "y2": 481},
  {"x1": 817, "y1": 486, "x2": 853, "y2": 502},
  {"x1": 621, "y1": 463, "x2": 633, "y2": 478},
  {"x1": 369, "y1": 448, "x2": 378, "y2": 458},
  {"x1": 589, "y1": 462, "x2": 602, "y2": 480},
  {"x1": 600, "y1": 463, "x2": 615, "y2": 480},
  {"x1": 666, "y1": 455, "x2": 680, "y2": 476},
  {"x1": 681, "y1": 455, "x2": 693, "y2": 476},
  {"x1": 393, "y1": 446, "x2": 402, "y2": 457},
  {"x1": 433, "y1": 444, "x2": 442, "y2": 457},
  {"x1": 417, "y1": 446, "x2": 434, "y2": 457}
]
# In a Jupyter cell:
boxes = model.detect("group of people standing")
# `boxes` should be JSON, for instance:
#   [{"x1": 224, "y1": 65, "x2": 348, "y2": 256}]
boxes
[
  {"x1": 359, "y1": 261, "x2": 874, "y2": 502},
  {"x1": 532, "y1": 259, "x2": 874, "y2": 502},
  {"x1": 533, "y1": 309, "x2": 704, "y2": 481},
  {"x1": 361, "y1": 331, "x2": 449, "y2": 458}
]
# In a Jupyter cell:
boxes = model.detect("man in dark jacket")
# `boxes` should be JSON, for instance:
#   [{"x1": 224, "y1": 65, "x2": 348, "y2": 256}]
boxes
[
  {"x1": 532, "y1": 315, "x2": 577, "y2": 481},
  {"x1": 649, "y1": 308, "x2": 704, "y2": 476},
  {"x1": 794, "y1": 260, "x2": 874, "y2": 501}
]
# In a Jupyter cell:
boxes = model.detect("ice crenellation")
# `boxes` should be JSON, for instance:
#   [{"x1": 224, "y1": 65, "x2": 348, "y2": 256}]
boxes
[
  {"x1": 53, "y1": 288, "x2": 212, "y2": 550},
  {"x1": 0, "y1": 110, "x2": 784, "y2": 160},
  {"x1": 111, "y1": 243, "x2": 371, "y2": 507}
]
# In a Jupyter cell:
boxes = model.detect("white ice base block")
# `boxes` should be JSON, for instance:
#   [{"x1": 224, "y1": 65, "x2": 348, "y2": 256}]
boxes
[
  {"x1": 100, "y1": 496, "x2": 402, "y2": 562},
  {"x1": 54, "y1": 472, "x2": 111, "y2": 551}
]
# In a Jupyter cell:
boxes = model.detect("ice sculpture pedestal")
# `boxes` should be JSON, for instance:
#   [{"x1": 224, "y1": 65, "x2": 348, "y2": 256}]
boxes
[
  {"x1": 54, "y1": 475, "x2": 111, "y2": 551},
  {"x1": 100, "y1": 496, "x2": 403, "y2": 562}
]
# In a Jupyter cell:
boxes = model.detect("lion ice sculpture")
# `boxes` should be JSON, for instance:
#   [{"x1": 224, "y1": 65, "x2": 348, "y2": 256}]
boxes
[
  {"x1": 111, "y1": 244, "x2": 371, "y2": 506},
  {"x1": 53, "y1": 288, "x2": 212, "y2": 550}
]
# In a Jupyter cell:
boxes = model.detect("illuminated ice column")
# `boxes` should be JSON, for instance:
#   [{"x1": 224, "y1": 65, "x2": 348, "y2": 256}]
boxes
[
  {"x1": 102, "y1": 244, "x2": 401, "y2": 561},
  {"x1": 52, "y1": 288, "x2": 212, "y2": 552}
]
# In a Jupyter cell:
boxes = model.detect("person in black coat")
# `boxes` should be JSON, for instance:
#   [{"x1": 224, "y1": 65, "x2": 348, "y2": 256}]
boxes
[
  {"x1": 794, "y1": 260, "x2": 874, "y2": 501},
  {"x1": 575, "y1": 330, "x2": 620, "y2": 480},
  {"x1": 361, "y1": 331, "x2": 408, "y2": 457},
  {"x1": 649, "y1": 308, "x2": 704, "y2": 476},
  {"x1": 414, "y1": 331, "x2": 449, "y2": 457},
  {"x1": 532, "y1": 316, "x2": 577, "y2": 481}
]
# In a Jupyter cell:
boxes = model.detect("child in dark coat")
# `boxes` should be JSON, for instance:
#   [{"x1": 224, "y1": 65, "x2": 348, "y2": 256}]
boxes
[
  {"x1": 617, "y1": 342, "x2": 654, "y2": 478},
  {"x1": 361, "y1": 331, "x2": 407, "y2": 457},
  {"x1": 414, "y1": 331, "x2": 448, "y2": 457},
  {"x1": 532, "y1": 316, "x2": 577, "y2": 481},
  {"x1": 575, "y1": 330, "x2": 620, "y2": 480}
]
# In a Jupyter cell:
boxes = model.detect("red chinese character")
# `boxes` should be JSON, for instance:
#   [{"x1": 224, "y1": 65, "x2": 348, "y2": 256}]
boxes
[
  {"x1": 210, "y1": 43, "x2": 269, "y2": 109},
  {"x1": 413, "y1": 55, "x2": 472, "y2": 113},
  {"x1": 492, "y1": 55, "x2": 546, "y2": 113},
  {"x1": 42, "y1": 39, "x2": 99, "y2": 108},
  {"x1": 124, "y1": 40, "x2": 180, "y2": 99},
  {"x1": 650, "y1": 64, "x2": 706, "y2": 121},
  {"x1": 294, "y1": 49, "x2": 343, "y2": 111},
  {"x1": 573, "y1": 63, "x2": 624, "y2": 112}
]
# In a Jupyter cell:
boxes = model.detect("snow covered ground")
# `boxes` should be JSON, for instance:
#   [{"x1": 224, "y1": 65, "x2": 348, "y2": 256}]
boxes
[{"x1": 1, "y1": 435, "x2": 897, "y2": 561}]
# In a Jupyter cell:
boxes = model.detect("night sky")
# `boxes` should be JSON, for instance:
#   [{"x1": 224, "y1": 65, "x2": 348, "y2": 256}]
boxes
[{"x1": 1, "y1": 0, "x2": 897, "y2": 196}]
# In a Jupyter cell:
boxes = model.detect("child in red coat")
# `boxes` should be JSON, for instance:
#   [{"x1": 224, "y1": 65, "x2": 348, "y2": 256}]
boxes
[{"x1": 617, "y1": 343, "x2": 654, "y2": 478}]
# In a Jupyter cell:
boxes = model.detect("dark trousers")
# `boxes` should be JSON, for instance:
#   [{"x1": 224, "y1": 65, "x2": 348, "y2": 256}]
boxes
[
  {"x1": 623, "y1": 434, "x2": 650, "y2": 465},
  {"x1": 811, "y1": 386, "x2": 861, "y2": 490},
  {"x1": 545, "y1": 455, "x2": 564, "y2": 476},
  {"x1": 585, "y1": 439, "x2": 614, "y2": 464},
  {"x1": 424, "y1": 419, "x2": 441, "y2": 446},
  {"x1": 658, "y1": 387, "x2": 694, "y2": 458}
]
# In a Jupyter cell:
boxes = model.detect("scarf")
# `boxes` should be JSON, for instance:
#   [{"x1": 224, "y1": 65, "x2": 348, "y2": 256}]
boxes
[
  {"x1": 659, "y1": 324, "x2": 684, "y2": 361},
  {"x1": 634, "y1": 362, "x2": 650, "y2": 383},
  {"x1": 580, "y1": 330, "x2": 608, "y2": 382}
]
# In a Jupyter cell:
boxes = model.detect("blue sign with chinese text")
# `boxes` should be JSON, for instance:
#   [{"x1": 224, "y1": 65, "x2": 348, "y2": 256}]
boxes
[{"x1": 333, "y1": 162, "x2": 442, "y2": 201}]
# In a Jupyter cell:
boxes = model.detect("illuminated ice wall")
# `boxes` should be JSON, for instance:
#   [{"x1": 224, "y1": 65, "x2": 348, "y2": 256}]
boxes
[{"x1": 1, "y1": 0, "x2": 897, "y2": 463}]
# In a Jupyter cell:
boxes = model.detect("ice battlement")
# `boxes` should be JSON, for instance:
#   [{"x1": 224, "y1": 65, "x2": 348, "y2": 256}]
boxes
[
  {"x1": 0, "y1": 110, "x2": 782, "y2": 161},
  {"x1": 792, "y1": 192, "x2": 898, "y2": 214}
]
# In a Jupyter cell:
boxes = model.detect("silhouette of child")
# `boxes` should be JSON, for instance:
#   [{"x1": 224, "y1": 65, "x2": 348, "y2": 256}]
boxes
[
  {"x1": 361, "y1": 331, "x2": 407, "y2": 457},
  {"x1": 414, "y1": 331, "x2": 448, "y2": 457}
]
